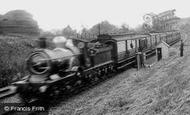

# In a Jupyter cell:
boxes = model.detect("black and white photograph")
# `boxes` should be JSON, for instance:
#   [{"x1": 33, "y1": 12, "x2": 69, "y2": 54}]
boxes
[{"x1": 0, "y1": 0, "x2": 189, "y2": 114}]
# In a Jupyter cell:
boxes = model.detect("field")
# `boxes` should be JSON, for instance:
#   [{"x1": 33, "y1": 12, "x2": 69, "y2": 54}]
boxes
[{"x1": 0, "y1": 35, "x2": 37, "y2": 87}]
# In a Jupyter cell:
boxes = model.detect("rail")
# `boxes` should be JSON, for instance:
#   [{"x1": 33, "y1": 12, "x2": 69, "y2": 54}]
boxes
[
  {"x1": 146, "y1": 49, "x2": 156, "y2": 59},
  {"x1": 0, "y1": 86, "x2": 17, "y2": 100}
]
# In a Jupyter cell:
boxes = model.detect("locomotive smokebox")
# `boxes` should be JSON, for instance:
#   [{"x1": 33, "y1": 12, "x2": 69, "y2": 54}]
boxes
[{"x1": 38, "y1": 37, "x2": 47, "y2": 48}]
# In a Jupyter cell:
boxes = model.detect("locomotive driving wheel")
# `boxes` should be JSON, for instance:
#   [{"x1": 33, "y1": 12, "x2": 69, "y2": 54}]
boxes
[
  {"x1": 19, "y1": 93, "x2": 33, "y2": 104},
  {"x1": 46, "y1": 85, "x2": 63, "y2": 99},
  {"x1": 74, "y1": 68, "x2": 84, "y2": 86},
  {"x1": 75, "y1": 68, "x2": 83, "y2": 78}
]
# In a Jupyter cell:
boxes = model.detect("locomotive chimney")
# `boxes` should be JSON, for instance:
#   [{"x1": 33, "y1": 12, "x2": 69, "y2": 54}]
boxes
[{"x1": 38, "y1": 37, "x2": 47, "y2": 48}]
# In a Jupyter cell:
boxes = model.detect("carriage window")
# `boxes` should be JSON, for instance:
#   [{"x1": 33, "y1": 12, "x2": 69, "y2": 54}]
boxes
[
  {"x1": 127, "y1": 40, "x2": 135, "y2": 50},
  {"x1": 157, "y1": 35, "x2": 160, "y2": 43},
  {"x1": 152, "y1": 36, "x2": 155, "y2": 45},
  {"x1": 147, "y1": 36, "x2": 151, "y2": 47},
  {"x1": 145, "y1": 38, "x2": 148, "y2": 47},
  {"x1": 154, "y1": 36, "x2": 157, "y2": 45},
  {"x1": 130, "y1": 42, "x2": 133, "y2": 49},
  {"x1": 117, "y1": 41, "x2": 126, "y2": 53}
]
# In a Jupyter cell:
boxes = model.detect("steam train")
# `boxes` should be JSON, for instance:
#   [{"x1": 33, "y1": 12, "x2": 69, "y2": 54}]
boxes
[{"x1": 12, "y1": 31, "x2": 181, "y2": 102}]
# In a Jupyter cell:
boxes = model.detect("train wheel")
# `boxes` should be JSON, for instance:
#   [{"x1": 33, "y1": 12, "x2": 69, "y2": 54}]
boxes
[
  {"x1": 86, "y1": 72, "x2": 97, "y2": 85},
  {"x1": 108, "y1": 65, "x2": 112, "y2": 73},
  {"x1": 75, "y1": 70, "x2": 83, "y2": 78},
  {"x1": 83, "y1": 73, "x2": 91, "y2": 85},
  {"x1": 110, "y1": 65, "x2": 116, "y2": 73},
  {"x1": 63, "y1": 85, "x2": 74, "y2": 94},
  {"x1": 98, "y1": 70, "x2": 102, "y2": 77},
  {"x1": 91, "y1": 71, "x2": 99, "y2": 83},
  {"x1": 94, "y1": 73, "x2": 99, "y2": 82},
  {"x1": 47, "y1": 86, "x2": 62, "y2": 99},
  {"x1": 19, "y1": 93, "x2": 33, "y2": 104},
  {"x1": 105, "y1": 67, "x2": 109, "y2": 75},
  {"x1": 88, "y1": 74, "x2": 95, "y2": 82},
  {"x1": 101, "y1": 68, "x2": 106, "y2": 79},
  {"x1": 75, "y1": 70, "x2": 83, "y2": 85}
]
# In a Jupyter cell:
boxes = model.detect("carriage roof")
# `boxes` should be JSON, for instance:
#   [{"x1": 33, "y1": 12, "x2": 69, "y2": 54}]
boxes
[{"x1": 97, "y1": 33, "x2": 149, "y2": 42}]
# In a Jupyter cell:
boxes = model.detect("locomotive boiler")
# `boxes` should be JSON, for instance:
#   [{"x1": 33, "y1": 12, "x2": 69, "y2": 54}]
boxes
[{"x1": 27, "y1": 49, "x2": 76, "y2": 81}]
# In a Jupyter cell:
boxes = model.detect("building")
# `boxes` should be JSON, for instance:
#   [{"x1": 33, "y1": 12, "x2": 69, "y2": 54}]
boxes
[{"x1": 156, "y1": 41, "x2": 170, "y2": 61}]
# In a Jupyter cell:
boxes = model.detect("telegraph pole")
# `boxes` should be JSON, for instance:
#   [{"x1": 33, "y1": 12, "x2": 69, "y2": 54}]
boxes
[
  {"x1": 180, "y1": 39, "x2": 184, "y2": 57},
  {"x1": 135, "y1": 40, "x2": 141, "y2": 70},
  {"x1": 98, "y1": 24, "x2": 101, "y2": 35}
]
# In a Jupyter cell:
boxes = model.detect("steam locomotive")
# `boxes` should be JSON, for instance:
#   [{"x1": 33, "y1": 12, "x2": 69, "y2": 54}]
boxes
[{"x1": 12, "y1": 31, "x2": 181, "y2": 102}]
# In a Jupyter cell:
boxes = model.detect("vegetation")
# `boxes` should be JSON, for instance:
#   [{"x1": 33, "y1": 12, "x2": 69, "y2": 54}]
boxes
[
  {"x1": 178, "y1": 18, "x2": 190, "y2": 35},
  {"x1": 41, "y1": 21, "x2": 133, "y2": 38},
  {"x1": 0, "y1": 36, "x2": 37, "y2": 87},
  {"x1": 0, "y1": 10, "x2": 40, "y2": 87}
]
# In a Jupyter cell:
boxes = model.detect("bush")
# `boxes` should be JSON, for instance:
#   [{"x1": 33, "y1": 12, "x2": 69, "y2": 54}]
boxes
[{"x1": 0, "y1": 36, "x2": 36, "y2": 87}]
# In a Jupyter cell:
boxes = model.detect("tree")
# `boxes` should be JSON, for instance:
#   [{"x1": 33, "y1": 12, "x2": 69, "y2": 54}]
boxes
[
  {"x1": 40, "y1": 29, "x2": 55, "y2": 38},
  {"x1": 120, "y1": 23, "x2": 129, "y2": 33},
  {"x1": 134, "y1": 24, "x2": 146, "y2": 33},
  {"x1": 0, "y1": 10, "x2": 40, "y2": 36},
  {"x1": 81, "y1": 27, "x2": 89, "y2": 35},
  {"x1": 179, "y1": 23, "x2": 190, "y2": 35},
  {"x1": 88, "y1": 21, "x2": 119, "y2": 35},
  {"x1": 62, "y1": 25, "x2": 77, "y2": 38}
]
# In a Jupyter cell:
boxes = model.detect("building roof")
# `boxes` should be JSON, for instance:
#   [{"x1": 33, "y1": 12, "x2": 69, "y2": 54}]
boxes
[
  {"x1": 157, "y1": 40, "x2": 170, "y2": 48},
  {"x1": 113, "y1": 34, "x2": 149, "y2": 41}
]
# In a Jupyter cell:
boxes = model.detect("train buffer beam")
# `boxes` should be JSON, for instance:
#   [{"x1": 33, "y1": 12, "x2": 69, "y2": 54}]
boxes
[{"x1": 0, "y1": 86, "x2": 17, "y2": 100}]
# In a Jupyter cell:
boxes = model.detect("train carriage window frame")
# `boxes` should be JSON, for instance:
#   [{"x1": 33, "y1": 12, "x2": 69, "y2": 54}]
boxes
[
  {"x1": 155, "y1": 35, "x2": 158, "y2": 45},
  {"x1": 130, "y1": 40, "x2": 134, "y2": 49},
  {"x1": 159, "y1": 34, "x2": 162, "y2": 42},
  {"x1": 147, "y1": 36, "x2": 151, "y2": 48},
  {"x1": 154, "y1": 35, "x2": 157, "y2": 45},
  {"x1": 139, "y1": 37, "x2": 147, "y2": 51},
  {"x1": 152, "y1": 36, "x2": 155, "y2": 46},
  {"x1": 117, "y1": 41, "x2": 126, "y2": 53},
  {"x1": 157, "y1": 35, "x2": 160, "y2": 43},
  {"x1": 145, "y1": 37, "x2": 148, "y2": 48}
]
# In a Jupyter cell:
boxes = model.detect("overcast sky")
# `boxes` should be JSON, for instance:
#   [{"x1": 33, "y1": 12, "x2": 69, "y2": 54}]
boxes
[{"x1": 0, "y1": 0, "x2": 189, "y2": 31}]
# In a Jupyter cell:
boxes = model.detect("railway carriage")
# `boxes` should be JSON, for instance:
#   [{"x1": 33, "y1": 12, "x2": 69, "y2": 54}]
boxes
[{"x1": 97, "y1": 33, "x2": 152, "y2": 69}]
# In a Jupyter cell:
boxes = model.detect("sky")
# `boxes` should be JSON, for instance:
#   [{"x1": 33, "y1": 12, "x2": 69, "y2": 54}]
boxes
[{"x1": 0, "y1": 0, "x2": 189, "y2": 31}]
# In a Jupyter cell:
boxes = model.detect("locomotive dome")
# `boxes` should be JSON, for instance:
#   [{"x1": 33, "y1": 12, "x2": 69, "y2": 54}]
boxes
[
  {"x1": 66, "y1": 39, "x2": 74, "y2": 47},
  {"x1": 53, "y1": 36, "x2": 67, "y2": 44}
]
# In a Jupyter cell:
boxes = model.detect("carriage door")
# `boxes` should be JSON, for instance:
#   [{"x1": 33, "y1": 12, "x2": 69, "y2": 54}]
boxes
[
  {"x1": 157, "y1": 48, "x2": 162, "y2": 61},
  {"x1": 105, "y1": 41, "x2": 117, "y2": 62},
  {"x1": 139, "y1": 39, "x2": 146, "y2": 52}
]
